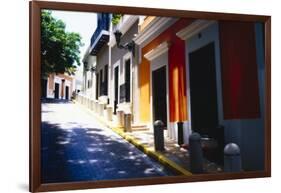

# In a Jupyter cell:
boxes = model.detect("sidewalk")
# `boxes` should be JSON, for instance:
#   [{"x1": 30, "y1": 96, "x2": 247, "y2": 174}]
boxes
[{"x1": 75, "y1": 101, "x2": 223, "y2": 176}]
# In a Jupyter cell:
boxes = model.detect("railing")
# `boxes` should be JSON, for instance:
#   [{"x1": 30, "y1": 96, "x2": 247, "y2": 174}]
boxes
[{"x1": 90, "y1": 13, "x2": 110, "y2": 46}]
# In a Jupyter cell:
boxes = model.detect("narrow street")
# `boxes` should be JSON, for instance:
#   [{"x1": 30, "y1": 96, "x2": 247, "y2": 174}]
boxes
[{"x1": 41, "y1": 99, "x2": 174, "y2": 183}]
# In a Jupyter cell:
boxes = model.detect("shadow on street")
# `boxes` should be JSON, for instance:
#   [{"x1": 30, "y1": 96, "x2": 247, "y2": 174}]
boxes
[{"x1": 41, "y1": 101, "x2": 175, "y2": 183}]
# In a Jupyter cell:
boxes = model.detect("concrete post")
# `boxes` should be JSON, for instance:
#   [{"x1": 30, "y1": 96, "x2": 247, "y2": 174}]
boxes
[
  {"x1": 153, "y1": 120, "x2": 165, "y2": 151},
  {"x1": 189, "y1": 132, "x2": 204, "y2": 174},
  {"x1": 90, "y1": 100, "x2": 94, "y2": 111},
  {"x1": 106, "y1": 106, "x2": 113, "y2": 121},
  {"x1": 216, "y1": 125, "x2": 225, "y2": 165},
  {"x1": 124, "y1": 113, "x2": 132, "y2": 132},
  {"x1": 177, "y1": 122, "x2": 184, "y2": 146},
  {"x1": 120, "y1": 111, "x2": 124, "y2": 127},
  {"x1": 98, "y1": 103, "x2": 102, "y2": 116},
  {"x1": 116, "y1": 110, "x2": 122, "y2": 126},
  {"x1": 94, "y1": 101, "x2": 98, "y2": 113},
  {"x1": 224, "y1": 143, "x2": 242, "y2": 172}
]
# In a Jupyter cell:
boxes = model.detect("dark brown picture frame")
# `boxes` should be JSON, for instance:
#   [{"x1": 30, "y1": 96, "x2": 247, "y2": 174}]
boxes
[{"x1": 30, "y1": 1, "x2": 271, "y2": 192}]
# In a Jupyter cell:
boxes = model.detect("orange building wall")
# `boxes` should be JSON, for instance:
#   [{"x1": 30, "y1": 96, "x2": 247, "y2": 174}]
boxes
[
  {"x1": 139, "y1": 58, "x2": 151, "y2": 122},
  {"x1": 139, "y1": 18, "x2": 193, "y2": 123}
]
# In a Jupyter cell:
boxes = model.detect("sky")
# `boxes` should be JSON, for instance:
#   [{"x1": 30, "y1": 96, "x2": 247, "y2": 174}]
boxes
[{"x1": 49, "y1": 10, "x2": 98, "y2": 83}]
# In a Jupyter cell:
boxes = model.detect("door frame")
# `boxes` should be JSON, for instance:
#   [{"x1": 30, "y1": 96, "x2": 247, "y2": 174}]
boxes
[
  {"x1": 177, "y1": 20, "x2": 224, "y2": 131},
  {"x1": 151, "y1": 65, "x2": 169, "y2": 129},
  {"x1": 113, "y1": 60, "x2": 120, "y2": 110},
  {"x1": 65, "y1": 86, "x2": 69, "y2": 100},
  {"x1": 188, "y1": 42, "x2": 219, "y2": 135},
  {"x1": 144, "y1": 41, "x2": 170, "y2": 130},
  {"x1": 54, "y1": 82, "x2": 60, "y2": 99},
  {"x1": 122, "y1": 52, "x2": 133, "y2": 104}
]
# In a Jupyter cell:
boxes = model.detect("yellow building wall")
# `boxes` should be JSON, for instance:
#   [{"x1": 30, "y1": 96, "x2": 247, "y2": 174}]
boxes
[
  {"x1": 138, "y1": 18, "x2": 193, "y2": 124},
  {"x1": 139, "y1": 57, "x2": 151, "y2": 122}
]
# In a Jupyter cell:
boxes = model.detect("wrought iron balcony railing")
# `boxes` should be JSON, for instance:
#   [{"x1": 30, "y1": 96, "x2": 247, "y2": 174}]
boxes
[{"x1": 90, "y1": 13, "x2": 110, "y2": 55}]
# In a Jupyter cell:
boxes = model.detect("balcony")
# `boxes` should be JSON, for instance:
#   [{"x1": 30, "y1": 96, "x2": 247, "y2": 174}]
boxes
[{"x1": 90, "y1": 13, "x2": 110, "y2": 55}]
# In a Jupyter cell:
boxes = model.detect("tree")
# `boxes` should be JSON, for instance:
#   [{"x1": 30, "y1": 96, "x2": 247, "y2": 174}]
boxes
[{"x1": 41, "y1": 10, "x2": 83, "y2": 78}]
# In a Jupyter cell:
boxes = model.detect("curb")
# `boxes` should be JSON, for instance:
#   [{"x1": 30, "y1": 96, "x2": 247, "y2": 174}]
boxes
[{"x1": 74, "y1": 101, "x2": 192, "y2": 176}]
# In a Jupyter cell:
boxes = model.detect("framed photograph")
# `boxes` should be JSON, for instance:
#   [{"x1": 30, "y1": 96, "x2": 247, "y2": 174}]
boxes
[{"x1": 30, "y1": 0, "x2": 271, "y2": 192}]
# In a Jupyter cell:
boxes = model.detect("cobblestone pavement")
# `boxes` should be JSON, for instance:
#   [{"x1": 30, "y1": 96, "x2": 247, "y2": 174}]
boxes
[{"x1": 41, "y1": 99, "x2": 175, "y2": 183}]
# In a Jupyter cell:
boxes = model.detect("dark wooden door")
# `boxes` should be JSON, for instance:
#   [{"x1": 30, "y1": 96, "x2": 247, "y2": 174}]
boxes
[
  {"x1": 54, "y1": 83, "x2": 60, "y2": 99},
  {"x1": 189, "y1": 42, "x2": 218, "y2": 138},
  {"x1": 41, "y1": 79, "x2": 47, "y2": 98},
  {"x1": 114, "y1": 66, "x2": 119, "y2": 114},
  {"x1": 125, "y1": 59, "x2": 131, "y2": 102},
  {"x1": 65, "y1": 86, "x2": 69, "y2": 100},
  {"x1": 152, "y1": 66, "x2": 167, "y2": 127}
]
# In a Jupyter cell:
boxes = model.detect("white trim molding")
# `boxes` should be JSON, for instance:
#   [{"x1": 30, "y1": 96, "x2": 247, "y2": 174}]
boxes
[
  {"x1": 144, "y1": 41, "x2": 169, "y2": 61},
  {"x1": 108, "y1": 15, "x2": 139, "y2": 47},
  {"x1": 176, "y1": 20, "x2": 216, "y2": 41},
  {"x1": 113, "y1": 60, "x2": 121, "y2": 105},
  {"x1": 118, "y1": 15, "x2": 139, "y2": 35},
  {"x1": 134, "y1": 17, "x2": 177, "y2": 46},
  {"x1": 148, "y1": 45, "x2": 170, "y2": 132}
]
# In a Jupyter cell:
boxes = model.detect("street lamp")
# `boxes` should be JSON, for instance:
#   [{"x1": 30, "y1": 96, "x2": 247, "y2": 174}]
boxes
[
  {"x1": 114, "y1": 30, "x2": 135, "y2": 56},
  {"x1": 90, "y1": 66, "x2": 96, "y2": 73},
  {"x1": 83, "y1": 61, "x2": 89, "y2": 71}
]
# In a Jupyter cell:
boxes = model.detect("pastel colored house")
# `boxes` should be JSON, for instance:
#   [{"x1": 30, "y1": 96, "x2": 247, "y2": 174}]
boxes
[
  {"x1": 80, "y1": 14, "x2": 265, "y2": 171},
  {"x1": 135, "y1": 17, "x2": 265, "y2": 171},
  {"x1": 82, "y1": 46, "x2": 96, "y2": 99},
  {"x1": 108, "y1": 15, "x2": 140, "y2": 125},
  {"x1": 43, "y1": 73, "x2": 74, "y2": 100}
]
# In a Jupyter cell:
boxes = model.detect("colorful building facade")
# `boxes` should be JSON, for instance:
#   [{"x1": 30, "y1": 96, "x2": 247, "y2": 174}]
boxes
[
  {"x1": 43, "y1": 73, "x2": 74, "y2": 100},
  {"x1": 135, "y1": 17, "x2": 265, "y2": 170},
  {"x1": 80, "y1": 15, "x2": 265, "y2": 171}
]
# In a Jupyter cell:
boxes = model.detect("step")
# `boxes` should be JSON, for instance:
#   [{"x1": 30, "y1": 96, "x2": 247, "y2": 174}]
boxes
[{"x1": 131, "y1": 125, "x2": 149, "y2": 131}]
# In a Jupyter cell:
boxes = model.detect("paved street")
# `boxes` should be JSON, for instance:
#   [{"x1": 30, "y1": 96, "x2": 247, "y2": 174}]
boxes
[{"x1": 41, "y1": 99, "x2": 174, "y2": 183}]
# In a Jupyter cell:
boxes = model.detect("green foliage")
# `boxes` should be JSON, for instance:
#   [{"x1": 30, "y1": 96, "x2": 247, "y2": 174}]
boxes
[
  {"x1": 112, "y1": 14, "x2": 122, "y2": 25},
  {"x1": 41, "y1": 10, "x2": 83, "y2": 78}
]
